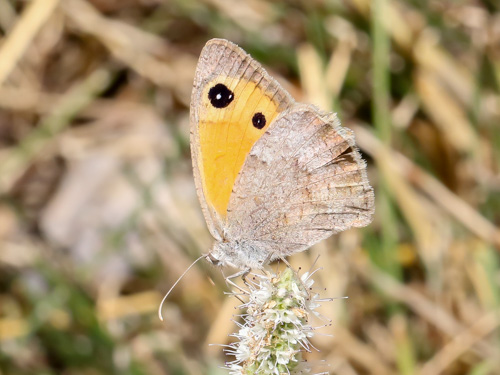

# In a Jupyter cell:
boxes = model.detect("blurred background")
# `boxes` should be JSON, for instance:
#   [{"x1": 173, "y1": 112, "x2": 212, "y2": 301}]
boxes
[{"x1": 1, "y1": 0, "x2": 500, "y2": 374}]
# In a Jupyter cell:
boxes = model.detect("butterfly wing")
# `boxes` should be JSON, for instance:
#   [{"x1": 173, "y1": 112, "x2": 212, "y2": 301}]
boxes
[
  {"x1": 190, "y1": 39, "x2": 294, "y2": 239},
  {"x1": 226, "y1": 104, "x2": 374, "y2": 258}
]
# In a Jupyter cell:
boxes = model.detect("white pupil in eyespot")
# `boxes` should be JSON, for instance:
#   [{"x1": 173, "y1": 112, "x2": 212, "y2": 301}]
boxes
[{"x1": 216, "y1": 93, "x2": 222, "y2": 100}]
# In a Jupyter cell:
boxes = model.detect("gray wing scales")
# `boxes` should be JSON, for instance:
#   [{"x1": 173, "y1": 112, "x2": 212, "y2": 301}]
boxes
[{"x1": 226, "y1": 104, "x2": 374, "y2": 258}]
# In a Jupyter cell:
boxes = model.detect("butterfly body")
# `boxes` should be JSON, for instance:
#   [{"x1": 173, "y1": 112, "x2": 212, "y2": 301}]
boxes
[{"x1": 190, "y1": 39, "x2": 374, "y2": 270}]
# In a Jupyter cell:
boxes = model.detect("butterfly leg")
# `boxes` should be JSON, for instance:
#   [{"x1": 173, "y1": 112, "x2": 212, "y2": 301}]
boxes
[
  {"x1": 223, "y1": 268, "x2": 251, "y2": 293},
  {"x1": 260, "y1": 253, "x2": 273, "y2": 268},
  {"x1": 238, "y1": 252, "x2": 273, "y2": 287}
]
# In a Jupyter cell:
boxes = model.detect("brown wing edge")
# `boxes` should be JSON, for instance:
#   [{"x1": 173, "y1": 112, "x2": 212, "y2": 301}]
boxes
[{"x1": 319, "y1": 108, "x2": 375, "y2": 228}]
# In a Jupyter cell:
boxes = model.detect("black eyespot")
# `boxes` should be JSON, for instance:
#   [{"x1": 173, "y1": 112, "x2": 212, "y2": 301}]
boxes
[
  {"x1": 208, "y1": 83, "x2": 234, "y2": 108},
  {"x1": 252, "y1": 112, "x2": 266, "y2": 129}
]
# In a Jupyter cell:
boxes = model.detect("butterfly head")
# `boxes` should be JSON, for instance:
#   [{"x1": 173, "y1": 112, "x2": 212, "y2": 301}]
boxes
[
  {"x1": 205, "y1": 250, "x2": 223, "y2": 267},
  {"x1": 206, "y1": 241, "x2": 234, "y2": 268}
]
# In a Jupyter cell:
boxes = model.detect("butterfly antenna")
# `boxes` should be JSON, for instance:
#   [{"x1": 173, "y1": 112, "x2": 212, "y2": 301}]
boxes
[{"x1": 158, "y1": 253, "x2": 208, "y2": 321}]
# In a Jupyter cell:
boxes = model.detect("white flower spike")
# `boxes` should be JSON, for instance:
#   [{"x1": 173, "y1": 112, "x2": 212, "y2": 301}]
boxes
[{"x1": 223, "y1": 267, "x2": 330, "y2": 375}]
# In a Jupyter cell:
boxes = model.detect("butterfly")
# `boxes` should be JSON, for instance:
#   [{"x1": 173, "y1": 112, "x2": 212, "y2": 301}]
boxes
[{"x1": 190, "y1": 39, "x2": 374, "y2": 272}]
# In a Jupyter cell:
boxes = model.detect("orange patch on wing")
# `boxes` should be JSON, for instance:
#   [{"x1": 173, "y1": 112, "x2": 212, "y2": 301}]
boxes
[{"x1": 198, "y1": 77, "x2": 280, "y2": 218}]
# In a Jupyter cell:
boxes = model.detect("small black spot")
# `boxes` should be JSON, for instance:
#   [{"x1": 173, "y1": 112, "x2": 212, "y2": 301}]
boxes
[
  {"x1": 252, "y1": 112, "x2": 266, "y2": 129},
  {"x1": 337, "y1": 146, "x2": 355, "y2": 163},
  {"x1": 208, "y1": 83, "x2": 234, "y2": 108}
]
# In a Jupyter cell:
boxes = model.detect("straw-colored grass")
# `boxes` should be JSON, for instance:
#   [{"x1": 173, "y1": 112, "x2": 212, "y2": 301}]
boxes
[{"x1": 1, "y1": 1, "x2": 499, "y2": 374}]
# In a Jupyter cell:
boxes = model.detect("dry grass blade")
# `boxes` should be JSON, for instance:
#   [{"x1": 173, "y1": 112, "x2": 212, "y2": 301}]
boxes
[
  {"x1": 353, "y1": 256, "x2": 500, "y2": 363},
  {"x1": 376, "y1": 146, "x2": 449, "y2": 266},
  {"x1": 60, "y1": 0, "x2": 195, "y2": 105},
  {"x1": 415, "y1": 69, "x2": 477, "y2": 154},
  {"x1": 0, "y1": 0, "x2": 60, "y2": 86},
  {"x1": 352, "y1": 124, "x2": 500, "y2": 249},
  {"x1": 0, "y1": 69, "x2": 110, "y2": 193},
  {"x1": 0, "y1": 1, "x2": 499, "y2": 374},
  {"x1": 333, "y1": 325, "x2": 397, "y2": 375},
  {"x1": 297, "y1": 43, "x2": 331, "y2": 108},
  {"x1": 419, "y1": 311, "x2": 500, "y2": 375}
]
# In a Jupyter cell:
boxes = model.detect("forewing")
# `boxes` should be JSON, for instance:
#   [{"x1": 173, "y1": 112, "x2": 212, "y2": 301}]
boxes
[
  {"x1": 190, "y1": 39, "x2": 294, "y2": 239},
  {"x1": 226, "y1": 104, "x2": 374, "y2": 257}
]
